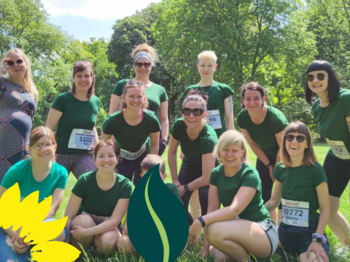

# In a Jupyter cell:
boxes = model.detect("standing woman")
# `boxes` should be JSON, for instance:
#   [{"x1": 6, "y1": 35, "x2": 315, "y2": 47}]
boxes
[
  {"x1": 0, "y1": 48, "x2": 38, "y2": 181},
  {"x1": 305, "y1": 60, "x2": 350, "y2": 246},
  {"x1": 46, "y1": 61, "x2": 100, "y2": 179},
  {"x1": 188, "y1": 130, "x2": 278, "y2": 262},
  {"x1": 109, "y1": 43, "x2": 169, "y2": 155},
  {"x1": 168, "y1": 92, "x2": 217, "y2": 224},
  {"x1": 102, "y1": 80, "x2": 160, "y2": 185},
  {"x1": 237, "y1": 82, "x2": 288, "y2": 222},
  {"x1": 265, "y1": 121, "x2": 330, "y2": 262}
]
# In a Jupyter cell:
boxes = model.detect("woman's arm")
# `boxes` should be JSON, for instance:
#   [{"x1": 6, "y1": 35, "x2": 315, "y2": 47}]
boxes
[
  {"x1": 64, "y1": 193, "x2": 82, "y2": 243},
  {"x1": 149, "y1": 131, "x2": 160, "y2": 155},
  {"x1": 93, "y1": 127, "x2": 99, "y2": 146},
  {"x1": 224, "y1": 96, "x2": 234, "y2": 130},
  {"x1": 45, "y1": 108, "x2": 63, "y2": 131},
  {"x1": 109, "y1": 94, "x2": 120, "y2": 115},
  {"x1": 101, "y1": 130, "x2": 112, "y2": 141},
  {"x1": 168, "y1": 136, "x2": 180, "y2": 187},
  {"x1": 265, "y1": 180, "x2": 282, "y2": 212},
  {"x1": 159, "y1": 101, "x2": 169, "y2": 141},
  {"x1": 45, "y1": 188, "x2": 65, "y2": 219},
  {"x1": 274, "y1": 130, "x2": 284, "y2": 164}
]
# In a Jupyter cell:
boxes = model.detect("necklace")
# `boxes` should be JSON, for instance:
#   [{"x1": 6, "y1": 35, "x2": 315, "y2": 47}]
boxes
[{"x1": 197, "y1": 81, "x2": 214, "y2": 95}]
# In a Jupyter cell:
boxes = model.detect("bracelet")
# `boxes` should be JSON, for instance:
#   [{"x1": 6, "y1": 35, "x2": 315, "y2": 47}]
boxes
[
  {"x1": 184, "y1": 184, "x2": 190, "y2": 192},
  {"x1": 265, "y1": 162, "x2": 273, "y2": 168},
  {"x1": 312, "y1": 233, "x2": 327, "y2": 244},
  {"x1": 198, "y1": 216, "x2": 206, "y2": 227}
]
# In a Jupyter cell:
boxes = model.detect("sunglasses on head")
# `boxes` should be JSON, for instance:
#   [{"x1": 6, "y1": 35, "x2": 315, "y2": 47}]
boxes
[
  {"x1": 74, "y1": 61, "x2": 92, "y2": 66},
  {"x1": 127, "y1": 80, "x2": 144, "y2": 87},
  {"x1": 182, "y1": 107, "x2": 204, "y2": 116},
  {"x1": 285, "y1": 134, "x2": 307, "y2": 143},
  {"x1": 306, "y1": 73, "x2": 327, "y2": 82},
  {"x1": 7, "y1": 59, "x2": 24, "y2": 67},
  {"x1": 135, "y1": 62, "x2": 151, "y2": 69}
]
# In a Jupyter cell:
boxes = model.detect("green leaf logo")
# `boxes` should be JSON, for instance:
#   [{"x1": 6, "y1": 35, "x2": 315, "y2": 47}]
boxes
[{"x1": 127, "y1": 165, "x2": 189, "y2": 262}]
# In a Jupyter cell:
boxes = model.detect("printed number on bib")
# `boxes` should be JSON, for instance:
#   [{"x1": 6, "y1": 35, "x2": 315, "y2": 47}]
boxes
[
  {"x1": 120, "y1": 143, "x2": 146, "y2": 160},
  {"x1": 326, "y1": 139, "x2": 350, "y2": 159},
  {"x1": 282, "y1": 198, "x2": 309, "y2": 227},
  {"x1": 206, "y1": 109, "x2": 222, "y2": 129},
  {"x1": 68, "y1": 129, "x2": 94, "y2": 150}
]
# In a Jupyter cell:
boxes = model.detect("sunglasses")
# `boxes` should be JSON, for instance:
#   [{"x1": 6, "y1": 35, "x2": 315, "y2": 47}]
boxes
[
  {"x1": 135, "y1": 62, "x2": 151, "y2": 69},
  {"x1": 306, "y1": 73, "x2": 327, "y2": 82},
  {"x1": 7, "y1": 59, "x2": 24, "y2": 67},
  {"x1": 127, "y1": 80, "x2": 144, "y2": 87},
  {"x1": 182, "y1": 107, "x2": 204, "y2": 116},
  {"x1": 285, "y1": 134, "x2": 307, "y2": 143}
]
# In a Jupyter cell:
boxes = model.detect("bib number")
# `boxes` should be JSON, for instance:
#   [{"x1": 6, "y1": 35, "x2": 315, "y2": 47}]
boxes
[
  {"x1": 68, "y1": 129, "x2": 94, "y2": 150},
  {"x1": 120, "y1": 143, "x2": 146, "y2": 160},
  {"x1": 326, "y1": 139, "x2": 350, "y2": 159},
  {"x1": 206, "y1": 109, "x2": 222, "y2": 129},
  {"x1": 282, "y1": 199, "x2": 309, "y2": 227}
]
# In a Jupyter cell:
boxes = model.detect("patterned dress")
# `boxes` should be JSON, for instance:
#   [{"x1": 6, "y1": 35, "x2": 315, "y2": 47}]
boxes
[{"x1": 0, "y1": 77, "x2": 36, "y2": 182}]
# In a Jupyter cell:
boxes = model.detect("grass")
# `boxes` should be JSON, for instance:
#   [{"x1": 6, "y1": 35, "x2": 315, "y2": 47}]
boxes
[{"x1": 55, "y1": 143, "x2": 350, "y2": 261}]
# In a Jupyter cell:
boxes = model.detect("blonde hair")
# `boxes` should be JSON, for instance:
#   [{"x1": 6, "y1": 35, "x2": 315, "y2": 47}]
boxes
[
  {"x1": 213, "y1": 130, "x2": 248, "y2": 163},
  {"x1": 198, "y1": 50, "x2": 217, "y2": 63},
  {"x1": 141, "y1": 154, "x2": 166, "y2": 175},
  {"x1": 131, "y1": 43, "x2": 159, "y2": 66},
  {"x1": 5, "y1": 48, "x2": 38, "y2": 101}
]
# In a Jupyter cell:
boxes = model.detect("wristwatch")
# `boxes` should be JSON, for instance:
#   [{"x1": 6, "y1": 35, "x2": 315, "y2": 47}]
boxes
[
  {"x1": 312, "y1": 233, "x2": 327, "y2": 244},
  {"x1": 184, "y1": 184, "x2": 190, "y2": 192}
]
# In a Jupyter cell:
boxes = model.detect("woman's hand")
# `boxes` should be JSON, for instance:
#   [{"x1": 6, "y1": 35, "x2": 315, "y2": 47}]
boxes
[
  {"x1": 70, "y1": 225, "x2": 89, "y2": 241},
  {"x1": 11, "y1": 234, "x2": 30, "y2": 254},
  {"x1": 188, "y1": 219, "x2": 202, "y2": 244},
  {"x1": 178, "y1": 185, "x2": 185, "y2": 196},
  {"x1": 268, "y1": 165, "x2": 275, "y2": 182},
  {"x1": 307, "y1": 241, "x2": 329, "y2": 262}
]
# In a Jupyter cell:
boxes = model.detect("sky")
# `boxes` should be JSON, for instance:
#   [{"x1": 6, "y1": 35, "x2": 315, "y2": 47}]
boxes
[{"x1": 41, "y1": 0, "x2": 163, "y2": 41}]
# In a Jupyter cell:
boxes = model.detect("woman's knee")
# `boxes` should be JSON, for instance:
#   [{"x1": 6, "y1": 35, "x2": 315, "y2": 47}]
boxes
[
  {"x1": 71, "y1": 214, "x2": 95, "y2": 228},
  {"x1": 95, "y1": 231, "x2": 119, "y2": 254},
  {"x1": 117, "y1": 235, "x2": 136, "y2": 255}
]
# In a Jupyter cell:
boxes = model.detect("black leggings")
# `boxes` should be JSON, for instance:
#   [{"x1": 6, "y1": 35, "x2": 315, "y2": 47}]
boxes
[{"x1": 178, "y1": 166, "x2": 209, "y2": 224}]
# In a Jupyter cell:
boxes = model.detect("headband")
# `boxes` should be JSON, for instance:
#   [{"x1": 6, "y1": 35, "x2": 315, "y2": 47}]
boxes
[{"x1": 134, "y1": 51, "x2": 152, "y2": 64}]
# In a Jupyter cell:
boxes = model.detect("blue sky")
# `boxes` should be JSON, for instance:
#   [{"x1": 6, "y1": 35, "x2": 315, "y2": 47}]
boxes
[{"x1": 41, "y1": 0, "x2": 162, "y2": 41}]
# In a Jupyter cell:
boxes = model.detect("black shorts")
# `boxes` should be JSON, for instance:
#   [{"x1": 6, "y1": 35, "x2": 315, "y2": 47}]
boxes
[{"x1": 323, "y1": 153, "x2": 350, "y2": 198}]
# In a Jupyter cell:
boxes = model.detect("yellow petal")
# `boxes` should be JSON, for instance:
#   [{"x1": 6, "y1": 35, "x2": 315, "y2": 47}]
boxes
[
  {"x1": 0, "y1": 183, "x2": 21, "y2": 228},
  {"x1": 31, "y1": 241, "x2": 81, "y2": 262}
]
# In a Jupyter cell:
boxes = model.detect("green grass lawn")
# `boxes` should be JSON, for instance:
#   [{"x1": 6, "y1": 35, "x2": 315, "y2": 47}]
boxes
[{"x1": 55, "y1": 143, "x2": 350, "y2": 262}]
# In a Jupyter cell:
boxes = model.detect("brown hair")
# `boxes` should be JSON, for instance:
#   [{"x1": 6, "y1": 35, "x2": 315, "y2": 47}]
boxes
[
  {"x1": 240, "y1": 82, "x2": 266, "y2": 109},
  {"x1": 70, "y1": 61, "x2": 95, "y2": 98},
  {"x1": 120, "y1": 80, "x2": 149, "y2": 110},
  {"x1": 94, "y1": 140, "x2": 120, "y2": 159},
  {"x1": 29, "y1": 126, "x2": 56, "y2": 161},
  {"x1": 141, "y1": 154, "x2": 165, "y2": 175},
  {"x1": 183, "y1": 90, "x2": 208, "y2": 111},
  {"x1": 131, "y1": 43, "x2": 159, "y2": 66},
  {"x1": 280, "y1": 121, "x2": 316, "y2": 167}
]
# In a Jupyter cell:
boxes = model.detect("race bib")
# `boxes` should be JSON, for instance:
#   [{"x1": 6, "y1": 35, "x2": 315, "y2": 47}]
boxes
[
  {"x1": 326, "y1": 139, "x2": 350, "y2": 159},
  {"x1": 206, "y1": 109, "x2": 222, "y2": 129},
  {"x1": 120, "y1": 143, "x2": 147, "y2": 160},
  {"x1": 282, "y1": 198, "x2": 309, "y2": 227},
  {"x1": 68, "y1": 129, "x2": 94, "y2": 150}
]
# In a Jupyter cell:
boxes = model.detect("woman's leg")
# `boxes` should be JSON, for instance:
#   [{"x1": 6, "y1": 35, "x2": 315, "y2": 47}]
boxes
[
  {"x1": 94, "y1": 229, "x2": 121, "y2": 255},
  {"x1": 72, "y1": 154, "x2": 97, "y2": 179},
  {"x1": 70, "y1": 214, "x2": 95, "y2": 251},
  {"x1": 328, "y1": 196, "x2": 350, "y2": 245},
  {"x1": 189, "y1": 190, "x2": 201, "y2": 219},
  {"x1": 117, "y1": 235, "x2": 137, "y2": 255},
  {"x1": 206, "y1": 219, "x2": 272, "y2": 261},
  {"x1": 198, "y1": 186, "x2": 209, "y2": 216},
  {"x1": 0, "y1": 228, "x2": 31, "y2": 262}
]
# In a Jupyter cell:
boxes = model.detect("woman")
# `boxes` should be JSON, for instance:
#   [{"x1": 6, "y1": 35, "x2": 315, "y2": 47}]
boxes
[
  {"x1": 0, "y1": 48, "x2": 38, "y2": 181},
  {"x1": 237, "y1": 82, "x2": 288, "y2": 222},
  {"x1": 0, "y1": 126, "x2": 68, "y2": 262},
  {"x1": 109, "y1": 43, "x2": 169, "y2": 156},
  {"x1": 265, "y1": 121, "x2": 330, "y2": 262},
  {"x1": 168, "y1": 91, "x2": 217, "y2": 224},
  {"x1": 64, "y1": 140, "x2": 132, "y2": 254},
  {"x1": 46, "y1": 61, "x2": 100, "y2": 179},
  {"x1": 102, "y1": 80, "x2": 160, "y2": 185},
  {"x1": 305, "y1": 60, "x2": 350, "y2": 246},
  {"x1": 189, "y1": 130, "x2": 278, "y2": 262}
]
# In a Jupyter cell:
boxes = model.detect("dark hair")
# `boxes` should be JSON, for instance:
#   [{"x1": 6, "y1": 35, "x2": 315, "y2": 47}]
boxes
[
  {"x1": 120, "y1": 80, "x2": 149, "y2": 110},
  {"x1": 280, "y1": 121, "x2": 316, "y2": 167},
  {"x1": 94, "y1": 140, "x2": 120, "y2": 159},
  {"x1": 305, "y1": 60, "x2": 340, "y2": 105},
  {"x1": 140, "y1": 154, "x2": 165, "y2": 175},
  {"x1": 71, "y1": 61, "x2": 95, "y2": 99},
  {"x1": 240, "y1": 82, "x2": 266, "y2": 108},
  {"x1": 29, "y1": 126, "x2": 56, "y2": 161},
  {"x1": 182, "y1": 90, "x2": 208, "y2": 111}
]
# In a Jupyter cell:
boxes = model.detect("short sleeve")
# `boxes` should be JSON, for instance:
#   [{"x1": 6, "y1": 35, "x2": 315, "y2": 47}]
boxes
[
  {"x1": 236, "y1": 110, "x2": 246, "y2": 129},
  {"x1": 341, "y1": 90, "x2": 350, "y2": 116},
  {"x1": 209, "y1": 167, "x2": 219, "y2": 186},
  {"x1": 312, "y1": 163, "x2": 328, "y2": 187},
  {"x1": 222, "y1": 84, "x2": 234, "y2": 99},
  {"x1": 1, "y1": 165, "x2": 21, "y2": 189},
  {"x1": 170, "y1": 119, "x2": 181, "y2": 140},
  {"x1": 72, "y1": 175, "x2": 86, "y2": 198},
  {"x1": 160, "y1": 88, "x2": 169, "y2": 102},
  {"x1": 112, "y1": 80, "x2": 127, "y2": 96},
  {"x1": 270, "y1": 109, "x2": 288, "y2": 134},
  {"x1": 55, "y1": 164, "x2": 69, "y2": 189},
  {"x1": 51, "y1": 94, "x2": 64, "y2": 112},
  {"x1": 273, "y1": 162, "x2": 283, "y2": 182},
  {"x1": 200, "y1": 135, "x2": 217, "y2": 155},
  {"x1": 241, "y1": 168, "x2": 260, "y2": 189},
  {"x1": 119, "y1": 178, "x2": 133, "y2": 199},
  {"x1": 102, "y1": 115, "x2": 115, "y2": 135},
  {"x1": 147, "y1": 113, "x2": 161, "y2": 133}
]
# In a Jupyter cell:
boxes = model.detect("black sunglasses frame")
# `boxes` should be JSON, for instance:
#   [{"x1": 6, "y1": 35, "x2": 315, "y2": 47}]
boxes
[
  {"x1": 306, "y1": 73, "x2": 327, "y2": 82},
  {"x1": 182, "y1": 107, "x2": 204, "y2": 116},
  {"x1": 134, "y1": 62, "x2": 151, "y2": 69},
  {"x1": 6, "y1": 59, "x2": 24, "y2": 67},
  {"x1": 285, "y1": 134, "x2": 307, "y2": 143}
]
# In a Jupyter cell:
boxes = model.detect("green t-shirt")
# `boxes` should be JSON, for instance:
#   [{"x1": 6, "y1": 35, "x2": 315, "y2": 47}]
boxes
[
  {"x1": 72, "y1": 170, "x2": 133, "y2": 217},
  {"x1": 210, "y1": 164, "x2": 271, "y2": 222},
  {"x1": 166, "y1": 183, "x2": 184, "y2": 204},
  {"x1": 180, "y1": 82, "x2": 234, "y2": 137},
  {"x1": 237, "y1": 105, "x2": 288, "y2": 160},
  {"x1": 170, "y1": 118, "x2": 218, "y2": 170},
  {"x1": 312, "y1": 88, "x2": 350, "y2": 162},
  {"x1": 102, "y1": 111, "x2": 160, "y2": 152},
  {"x1": 273, "y1": 162, "x2": 327, "y2": 223},
  {"x1": 112, "y1": 79, "x2": 168, "y2": 119},
  {"x1": 51, "y1": 92, "x2": 100, "y2": 155},
  {"x1": 1, "y1": 159, "x2": 68, "y2": 202}
]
